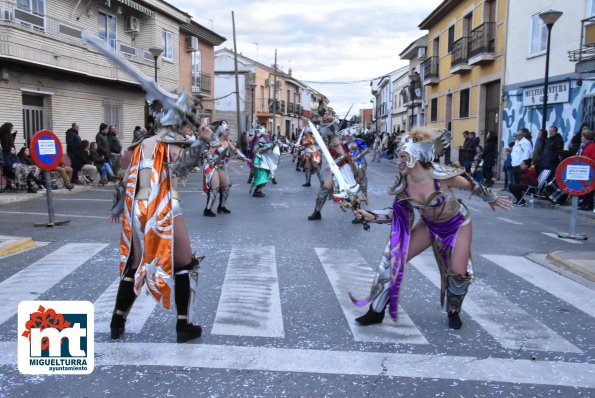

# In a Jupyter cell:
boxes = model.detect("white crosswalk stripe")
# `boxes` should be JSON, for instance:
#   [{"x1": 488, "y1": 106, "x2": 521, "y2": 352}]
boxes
[
  {"x1": 316, "y1": 248, "x2": 428, "y2": 345},
  {"x1": 94, "y1": 278, "x2": 157, "y2": 334},
  {"x1": 0, "y1": 243, "x2": 107, "y2": 326},
  {"x1": 410, "y1": 253, "x2": 582, "y2": 353},
  {"x1": 211, "y1": 246, "x2": 284, "y2": 338}
]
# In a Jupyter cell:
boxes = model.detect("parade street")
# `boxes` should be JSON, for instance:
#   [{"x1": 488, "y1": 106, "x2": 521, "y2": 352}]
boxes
[{"x1": 0, "y1": 156, "x2": 593, "y2": 397}]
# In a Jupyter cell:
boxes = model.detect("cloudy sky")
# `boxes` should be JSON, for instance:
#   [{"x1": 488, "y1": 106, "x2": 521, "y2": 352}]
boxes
[{"x1": 169, "y1": 0, "x2": 440, "y2": 116}]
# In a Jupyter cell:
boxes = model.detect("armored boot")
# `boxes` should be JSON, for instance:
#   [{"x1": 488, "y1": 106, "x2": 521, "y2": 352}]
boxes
[
  {"x1": 302, "y1": 170, "x2": 311, "y2": 187},
  {"x1": 203, "y1": 189, "x2": 217, "y2": 217},
  {"x1": 446, "y1": 274, "x2": 472, "y2": 330},
  {"x1": 355, "y1": 305, "x2": 385, "y2": 325},
  {"x1": 110, "y1": 267, "x2": 137, "y2": 339},
  {"x1": 217, "y1": 186, "x2": 231, "y2": 214},
  {"x1": 308, "y1": 190, "x2": 328, "y2": 220},
  {"x1": 175, "y1": 256, "x2": 203, "y2": 343}
]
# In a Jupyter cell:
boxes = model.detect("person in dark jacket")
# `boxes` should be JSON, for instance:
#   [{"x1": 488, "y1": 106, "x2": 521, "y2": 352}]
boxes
[
  {"x1": 541, "y1": 125, "x2": 564, "y2": 180},
  {"x1": 510, "y1": 159, "x2": 538, "y2": 206},
  {"x1": 107, "y1": 125, "x2": 122, "y2": 176},
  {"x1": 578, "y1": 129, "x2": 595, "y2": 211},
  {"x1": 0, "y1": 123, "x2": 16, "y2": 155},
  {"x1": 66, "y1": 122, "x2": 82, "y2": 183},
  {"x1": 96, "y1": 123, "x2": 110, "y2": 158},
  {"x1": 532, "y1": 129, "x2": 546, "y2": 176},
  {"x1": 73, "y1": 140, "x2": 98, "y2": 185},
  {"x1": 482, "y1": 131, "x2": 498, "y2": 187}
]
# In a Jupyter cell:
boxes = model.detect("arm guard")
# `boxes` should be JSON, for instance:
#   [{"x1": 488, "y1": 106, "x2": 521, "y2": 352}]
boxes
[
  {"x1": 367, "y1": 209, "x2": 392, "y2": 224},
  {"x1": 170, "y1": 138, "x2": 209, "y2": 178},
  {"x1": 464, "y1": 172, "x2": 497, "y2": 203},
  {"x1": 334, "y1": 154, "x2": 347, "y2": 165},
  {"x1": 111, "y1": 182, "x2": 125, "y2": 216},
  {"x1": 353, "y1": 148, "x2": 370, "y2": 161}
]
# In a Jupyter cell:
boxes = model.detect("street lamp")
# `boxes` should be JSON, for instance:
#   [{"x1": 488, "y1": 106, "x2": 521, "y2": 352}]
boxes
[
  {"x1": 408, "y1": 72, "x2": 420, "y2": 131},
  {"x1": 538, "y1": 9, "x2": 563, "y2": 133},
  {"x1": 148, "y1": 47, "x2": 163, "y2": 82}
]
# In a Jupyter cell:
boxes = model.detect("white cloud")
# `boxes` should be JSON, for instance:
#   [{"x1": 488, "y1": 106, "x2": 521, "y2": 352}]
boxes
[{"x1": 170, "y1": 0, "x2": 440, "y2": 115}]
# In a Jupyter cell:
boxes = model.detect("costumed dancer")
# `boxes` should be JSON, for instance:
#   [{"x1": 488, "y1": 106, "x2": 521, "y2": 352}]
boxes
[
  {"x1": 343, "y1": 126, "x2": 370, "y2": 223},
  {"x1": 301, "y1": 130, "x2": 323, "y2": 187},
  {"x1": 307, "y1": 123, "x2": 357, "y2": 221},
  {"x1": 85, "y1": 30, "x2": 212, "y2": 343},
  {"x1": 352, "y1": 128, "x2": 511, "y2": 329},
  {"x1": 251, "y1": 128, "x2": 277, "y2": 197},
  {"x1": 202, "y1": 121, "x2": 249, "y2": 216}
]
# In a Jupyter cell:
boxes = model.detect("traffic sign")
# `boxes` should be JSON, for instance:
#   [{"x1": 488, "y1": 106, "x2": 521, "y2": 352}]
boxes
[
  {"x1": 555, "y1": 155, "x2": 595, "y2": 196},
  {"x1": 30, "y1": 130, "x2": 63, "y2": 171}
]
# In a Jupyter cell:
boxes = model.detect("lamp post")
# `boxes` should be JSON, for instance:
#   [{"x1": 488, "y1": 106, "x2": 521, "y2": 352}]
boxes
[
  {"x1": 148, "y1": 47, "x2": 163, "y2": 83},
  {"x1": 408, "y1": 72, "x2": 420, "y2": 131},
  {"x1": 538, "y1": 10, "x2": 563, "y2": 133}
]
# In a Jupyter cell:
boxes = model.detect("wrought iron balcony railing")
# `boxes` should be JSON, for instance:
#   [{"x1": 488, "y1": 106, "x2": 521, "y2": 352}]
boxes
[
  {"x1": 450, "y1": 36, "x2": 470, "y2": 67},
  {"x1": 469, "y1": 22, "x2": 496, "y2": 59},
  {"x1": 422, "y1": 56, "x2": 439, "y2": 80}
]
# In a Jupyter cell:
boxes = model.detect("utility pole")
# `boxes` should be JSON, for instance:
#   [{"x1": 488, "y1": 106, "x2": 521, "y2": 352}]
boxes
[
  {"x1": 272, "y1": 49, "x2": 278, "y2": 139},
  {"x1": 232, "y1": 11, "x2": 242, "y2": 143}
]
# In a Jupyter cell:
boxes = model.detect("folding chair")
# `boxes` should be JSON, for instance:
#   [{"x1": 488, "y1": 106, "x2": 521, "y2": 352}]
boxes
[{"x1": 519, "y1": 169, "x2": 551, "y2": 202}]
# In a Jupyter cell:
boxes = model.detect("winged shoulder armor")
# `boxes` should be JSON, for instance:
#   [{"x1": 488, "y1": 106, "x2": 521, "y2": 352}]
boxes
[{"x1": 430, "y1": 163, "x2": 465, "y2": 180}]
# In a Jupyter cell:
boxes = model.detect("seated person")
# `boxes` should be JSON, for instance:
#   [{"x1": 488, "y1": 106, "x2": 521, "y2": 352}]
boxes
[
  {"x1": 17, "y1": 146, "x2": 44, "y2": 189},
  {"x1": 90, "y1": 142, "x2": 114, "y2": 184},
  {"x1": 509, "y1": 159, "x2": 537, "y2": 206},
  {"x1": 73, "y1": 140, "x2": 99, "y2": 185},
  {"x1": 53, "y1": 161, "x2": 75, "y2": 190},
  {"x1": 4, "y1": 146, "x2": 40, "y2": 193}
]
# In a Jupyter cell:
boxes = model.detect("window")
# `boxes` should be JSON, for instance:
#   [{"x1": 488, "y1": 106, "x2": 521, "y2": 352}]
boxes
[
  {"x1": 163, "y1": 30, "x2": 173, "y2": 60},
  {"x1": 590, "y1": 0, "x2": 595, "y2": 17},
  {"x1": 104, "y1": 99, "x2": 122, "y2": 135},
  {"x1": 459, "y1": 88, "x2": 470, "y2": 118},
  {"x1": 98, "y1": 11, "x2": 116, "y2": 51},
  {"x1": 17, "y1": 0, "x2": 44, "y2": 14},
  {"x1": 529, "y1": 14, "x2": 548, "y2": 56},
  {"x1": 448, "y1": 25, "x2": 455, "y2": 52},
  {"x1": 191, "y1": 50, "x2": 201, "y2": 88},
  {"x1": 430, "y1": 98, "x2": 438, "y2": 122},
  {"x1": 260, "y1": 86, "x2": 264, "y2": 112}
]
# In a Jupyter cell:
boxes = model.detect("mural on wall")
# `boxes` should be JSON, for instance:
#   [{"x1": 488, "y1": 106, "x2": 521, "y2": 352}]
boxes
[{"x1": 501, "y1": 80, "x2": 595, "y2": 147}]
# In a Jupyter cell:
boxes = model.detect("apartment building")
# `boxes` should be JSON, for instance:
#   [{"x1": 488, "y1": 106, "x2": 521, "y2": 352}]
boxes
[
  {"x1": 399, "y1": 35, "x2": 428, "y2": 130},
  {"x1": 502, "y1": 0, "x2": 595, "y2": 147},
  {"x1": 0, "y1": 0, "x2": 223, "y2": 148},
  {"x1": 390, "y1": 66, "x2": 411, "y2": 133},
  {"x1": 419, "y1": 0, "x2": 506, "y2": 160}
]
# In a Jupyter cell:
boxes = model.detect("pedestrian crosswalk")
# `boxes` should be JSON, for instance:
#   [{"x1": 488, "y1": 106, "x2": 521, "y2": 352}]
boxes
[{"x1": 1, "y1": 243, "x2": 593, "y2": 357}]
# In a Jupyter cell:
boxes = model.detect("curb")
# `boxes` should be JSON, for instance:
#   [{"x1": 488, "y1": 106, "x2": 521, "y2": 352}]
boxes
[
  {"x1": 0, "y1": 185, "x2": 94, "y2": 206},
  {"x1": 546, "y1": 251, "x2": 595, "y2": 282},
  {"x1": 0, "y1": 237, "x2": 35, "y2": 257}
]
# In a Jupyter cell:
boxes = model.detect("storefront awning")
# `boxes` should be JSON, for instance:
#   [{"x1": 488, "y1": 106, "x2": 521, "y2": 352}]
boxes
[{"x1": 115, "y1": 0, "x2": 153, "y2": 17}]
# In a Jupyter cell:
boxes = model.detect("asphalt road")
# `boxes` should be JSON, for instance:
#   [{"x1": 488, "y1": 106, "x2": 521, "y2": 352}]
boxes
[{"x1": 0, "y1": 155, "x2": 593, "y2": 397}]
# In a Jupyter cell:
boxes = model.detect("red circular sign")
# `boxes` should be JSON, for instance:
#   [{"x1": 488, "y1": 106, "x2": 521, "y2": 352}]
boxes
[
  {"x1": 555, "y1": 155, "x2": 595, "y2": 196},
  {"x1": 30, "y1": 130, "x2": 63, "y2": 171}
]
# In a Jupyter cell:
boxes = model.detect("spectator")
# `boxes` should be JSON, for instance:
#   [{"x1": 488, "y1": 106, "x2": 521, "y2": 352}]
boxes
[
  {"x1": 65, "y1": 122, "x2": 82, "y2": 183},
  {"x1": 541, "y1": 125, "x2": 564, "y2": 181},
  {"x1": 510, "y1": 130, "x2": 532, "y2": 185},
  {"x1": 532, "y1": 129, "x2": 546, "y2": 176},
  {"x1": 4, "y1": 146, "x2": 39, "y2": 193},
  {"x1": 482, "y1": 131, "x2": 498, "y2": 187},
  {"x1": 0, "y1": 122, "x2": 17, "y2": 155},
  {"x1": 510, "y1": 159, "x2": 538, "y2": 206},
  {"x1": 17, "y1": 146, "x2": 44, "y2": 189},
  {"x1": 53, "y1": 161, "x2": 75, "y2": 190},
  {"x1": 502, "y1": 143, "x2": 514, "y2": 191},
  {"x1": 568, "y1": 123, "x2": 589, "y2": 156},
  {"x1": 372, "y1": 134, "x2": 382, "y2": 162},
  {"x1": 90, "y1": 141, "x2": 114, "y2": 184},
  {"x1": 459, "y1": 131, "x2": 472, "y2": 171},
  {"x1": 470, "y1": 145, "x2": 484, "y2": 182},
  {"x1": 132, "y1": 126, "x2": 143, "y2": 143},
  {"x1": 578, "y1": 129, "x2": 595, "y2": 211},
  {"x1": 73, "y1": 140, "x2": 99, "y2": 185},
  {"x1": 107, "y1": 125, "x2": 122, "y2": 177},
  {"x1": 95, "y1": 123, "x2": 110, "y2": 158}
]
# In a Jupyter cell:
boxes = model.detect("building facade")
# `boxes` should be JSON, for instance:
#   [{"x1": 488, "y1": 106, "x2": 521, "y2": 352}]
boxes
[
  {"x1": 390, "y1": 66, "x2": 410, "y2": 133},
  {"x1": 420, "y1": 0, "x2": 506, "y2": 159},
  {"x1": 399, "y1": 35, "x2": 428, "y2": 131},
  {"x1": 502, "y1": 0, "x2": 595, "y2": 148},
  {"x1": 0, "y1": 0, "x2": 223, "y2": 149}
]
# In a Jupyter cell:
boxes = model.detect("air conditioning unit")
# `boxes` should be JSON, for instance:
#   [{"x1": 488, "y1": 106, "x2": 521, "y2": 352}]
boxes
[
  {"x1": 186, "y1": 36, "x2": 199, "y2": 52},
  {"x1": 125, "y1": 16, "x2": 140, "y2": 33},
  {"x1": 417, "y1": 47, "x2": 426, "y2": 59}
]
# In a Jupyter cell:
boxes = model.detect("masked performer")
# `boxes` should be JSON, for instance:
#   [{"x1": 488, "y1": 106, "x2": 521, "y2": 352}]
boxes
[
  {"x1": 85, "y1": 31, "x2": 213, "y2": 343},
  {"x1": 343, "y1": 128, "x2": 369, "y2": 224},
  {"x1": 352, "y1": 128, "x2": 511, "y2": 329},
  {"x1": 307, "y1": 129, "x2": 357, "y2": 220},
  {"x1": 251, "y1": 129, "x2": 276, "y2": 197},
  {"x1": 203, "y1": 121, "x2": 249, "y2": 216}
]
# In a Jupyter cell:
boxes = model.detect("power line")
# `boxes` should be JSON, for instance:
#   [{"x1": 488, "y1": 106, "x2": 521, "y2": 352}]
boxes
[{"x1": 301, "y1": 79, "x2": 372, "y2": 85}]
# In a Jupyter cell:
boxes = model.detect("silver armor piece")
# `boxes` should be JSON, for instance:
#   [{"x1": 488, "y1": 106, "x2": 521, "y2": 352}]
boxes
[
  {"x1": 205, "y1": 188, "x2": 217, "y2": 211},
  {"x1": 111, "y1": 182, "x2": 125, "y2": 216},
  {"x1": 169, "y1": 138, "x2": 209, "y2": 179},
  {"x1": 369, "y1": 241, "x2": 392, "y2": 312},
  {"x1": 220, "y1": 185, "x2": 230, "y2": 208},
  {"x1": 446, "y1": 274, "x2": 472, "y2": 313},
  {"x1": 430, "y1": 163, "x2": 466, "y2": 179},
  {"x1": 158, "y1": 131, "x2": 194, "y2": 145},
  {"x1": 465, "y1": 172, "x2": 497, "y2": 202}
]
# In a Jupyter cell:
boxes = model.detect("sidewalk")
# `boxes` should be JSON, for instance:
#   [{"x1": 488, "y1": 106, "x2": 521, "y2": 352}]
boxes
[
  {"x1": 0, "y1": 184, "x2": 95, "y2": 206},
  {"x1": 546, "y1": 251, "x2": 595, "y2": 283}
]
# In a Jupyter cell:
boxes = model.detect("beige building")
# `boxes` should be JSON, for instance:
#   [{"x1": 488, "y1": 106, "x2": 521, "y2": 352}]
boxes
[{"x1": 0, "y1": 0, "x2": 222, "y2": 149}]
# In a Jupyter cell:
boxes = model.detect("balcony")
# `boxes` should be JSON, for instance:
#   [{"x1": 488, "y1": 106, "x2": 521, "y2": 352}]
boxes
[
  {"x1": 422, "y1": 56, "x2": 439, "y2": 85},
  {"x1": 450, "y1": 37, "x2": 471, "y2": 74},
  {"x1": 191, "y1": 72, "x2": 212, "y2": 96},
  {"x1": 288, "y1": 102, "x2": 295, "y2": 114},
  {"x1": 568, "y1": 16, "x2": 595, "y2": 74},
  {"x1": 267, "y1": 99, "x2": 281, "y2": 114},
  {"x1": 468, "y1": 22, "x2": 496, "y2": 65}
]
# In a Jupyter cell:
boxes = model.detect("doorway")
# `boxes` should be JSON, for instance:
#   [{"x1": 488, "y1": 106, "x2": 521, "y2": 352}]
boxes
[{"x1": 22, "y1": 94, "x2": 45, "y2": 145}]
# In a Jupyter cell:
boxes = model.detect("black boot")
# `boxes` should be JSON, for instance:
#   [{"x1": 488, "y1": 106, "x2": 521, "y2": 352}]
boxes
[
  {"x1": 355, "y1": 305, "x2": 385, "y2": 325},
  {"x1": 175, "y1": 258, "x2": 202, "y2": 343},
  {"x1": 110, "y1": 269, "x2": 137, "y2": 339},
  {"x1": 307, "y1": 210, "x2": 321, "y2": 220},
  {"x1": 203, "y1": 208, "x2": 216, "y2": 217},
  {"x1": 446, "y1": 274, "x2": 471, "y2": 330},
  {"x1": 26, "y1": 174, "x2": 37, "y2": 193}
]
